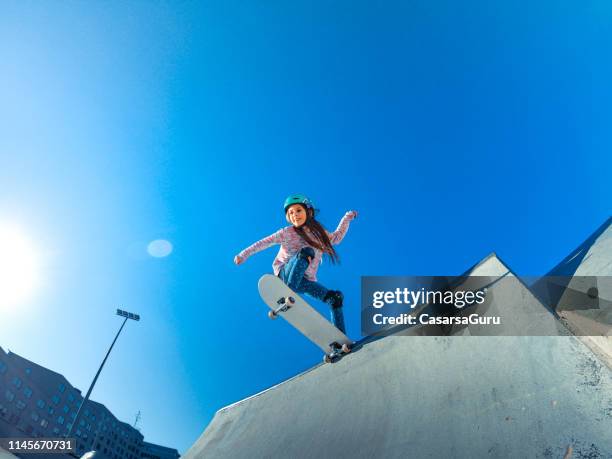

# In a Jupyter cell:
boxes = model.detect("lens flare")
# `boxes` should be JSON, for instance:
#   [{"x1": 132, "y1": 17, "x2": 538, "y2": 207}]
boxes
[
  {"x1": 147, "y1": 239, "x2": 173, "y2": 258},
  {"x1": 0, "y1": 224, "x2": 39, "y2": 308}
]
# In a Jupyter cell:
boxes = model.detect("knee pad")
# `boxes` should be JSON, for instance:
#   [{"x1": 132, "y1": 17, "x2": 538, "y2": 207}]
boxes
[
  {"x1": 324, "y1": 290, "x2": 344, "y2": 309},
  {"x1": 298, "y1": 247, "x2": 315, "y2": 260}
]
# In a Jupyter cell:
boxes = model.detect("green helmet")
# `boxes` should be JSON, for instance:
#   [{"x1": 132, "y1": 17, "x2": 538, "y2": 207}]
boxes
[{"x1": 283, "y1": 194, "x2": 316, "y2": 214}]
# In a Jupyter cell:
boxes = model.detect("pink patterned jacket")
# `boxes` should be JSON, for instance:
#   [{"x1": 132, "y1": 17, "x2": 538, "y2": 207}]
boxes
[{"x1": 238, "y1": 213, "x2": 354, "y2": 282}]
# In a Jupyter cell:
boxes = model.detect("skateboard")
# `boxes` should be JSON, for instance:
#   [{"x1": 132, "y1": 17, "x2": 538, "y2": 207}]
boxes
[{"x1": 258, "y1": 274, "x2": 352, "y2": 363}]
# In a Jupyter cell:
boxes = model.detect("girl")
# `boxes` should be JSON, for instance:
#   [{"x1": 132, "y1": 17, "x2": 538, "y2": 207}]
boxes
[{"x1": 234, "y1": 194, "x2": 357, "y2": 334}]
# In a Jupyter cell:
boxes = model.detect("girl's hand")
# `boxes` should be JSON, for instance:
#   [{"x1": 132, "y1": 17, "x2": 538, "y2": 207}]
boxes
[
  {"x1": 347, "y1": 210, "x2": 358, "y2": 220},
  {"x1": 234, "y1": 255, "x2": 245, "y2": 265}
]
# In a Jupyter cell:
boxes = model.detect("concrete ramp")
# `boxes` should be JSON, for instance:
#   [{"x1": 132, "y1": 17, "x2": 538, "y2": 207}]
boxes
[
  {"x1": 385, "y1": 254, "x2": 569, "y2": 338},
  {"x1": 185, "y1": 335, "x2": 611, "y2": 459},
  {"x1": 531, "y1": 218, "x2": 612, "y2": 368}
]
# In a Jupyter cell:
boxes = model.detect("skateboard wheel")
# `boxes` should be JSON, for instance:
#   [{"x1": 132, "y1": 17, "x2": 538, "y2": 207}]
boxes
[
  {"x1": 287, "y1": 296, "x2": 295, "y2": 304},
  {"x1": 268, "y1": 310, "x2": 277, "y2": 320},
  {"x1": 341, "y1": 343, "x2": 351, "y2": 354},
  {"x1": 324, "y1": 351, "x2": 341, "y2": 363}
]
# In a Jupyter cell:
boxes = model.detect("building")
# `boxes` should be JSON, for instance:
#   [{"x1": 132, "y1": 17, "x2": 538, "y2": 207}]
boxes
[
  {"x1": 141, "y1": 442, "x2": 180, "y2": 459},
  {"x1": 0, "y1": 348, "x2": 179, "y2": 459}
]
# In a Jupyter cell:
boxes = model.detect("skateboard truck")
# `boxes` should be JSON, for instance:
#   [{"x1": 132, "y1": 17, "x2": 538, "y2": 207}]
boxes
[
  {"x1": 323, "y1": 341, "x2": 352, "y2": 363},
  {"x1": 268, "y1": 296, "x2": 296, "y2": 320}
]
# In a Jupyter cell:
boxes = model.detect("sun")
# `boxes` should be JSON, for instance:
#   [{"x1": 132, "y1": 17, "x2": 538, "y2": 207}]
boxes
[{"x1": 0, "y1": 224, "x2": 39, "y2": 308}]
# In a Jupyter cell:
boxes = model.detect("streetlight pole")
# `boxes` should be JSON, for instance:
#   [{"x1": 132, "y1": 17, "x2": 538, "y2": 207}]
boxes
[{"x1": 66, "y1": 309, "x2": 140, "y2": 440}]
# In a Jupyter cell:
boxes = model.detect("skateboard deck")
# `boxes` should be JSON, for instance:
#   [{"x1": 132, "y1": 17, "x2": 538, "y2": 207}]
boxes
[{"x1": 258, "y1": 274, "x2": 352, "y2": 355}]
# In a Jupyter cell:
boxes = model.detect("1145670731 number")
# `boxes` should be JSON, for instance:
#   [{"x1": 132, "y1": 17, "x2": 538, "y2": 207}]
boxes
[{"x1": 1, "y1": 437, "x2": 75, "y2": 453}]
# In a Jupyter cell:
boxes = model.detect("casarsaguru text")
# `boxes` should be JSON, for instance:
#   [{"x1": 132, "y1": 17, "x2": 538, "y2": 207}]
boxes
[{"x1": 372, "y1": 313, "x2": 501, "y2": 326}]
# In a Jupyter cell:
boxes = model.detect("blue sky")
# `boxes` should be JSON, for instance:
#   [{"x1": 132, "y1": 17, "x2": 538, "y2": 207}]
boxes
[{"x1": 0, "y1": 0, "x2": 610, "y2": 454}]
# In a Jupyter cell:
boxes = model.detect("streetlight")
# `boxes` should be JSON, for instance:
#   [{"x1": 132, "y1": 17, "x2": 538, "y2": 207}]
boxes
[{"x1": 66, "y1": 309, "x2": 140, "y2": 441}]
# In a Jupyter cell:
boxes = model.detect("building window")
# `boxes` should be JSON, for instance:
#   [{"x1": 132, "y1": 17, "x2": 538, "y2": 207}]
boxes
[
  {"x1": 12, "y1": 377, "x2": 22, "y2": 389},
  {"x1": 62, "y1": 405, "x2": 69, "y2": 413},
  {"x1": 0, "y1": 361, "x2": 6, "y2": 373},
  {"x1": 68, "y1": 393, "x2": 75, "y2": 403},
  {"x1": 53, "y1": 427, "x2": 60, "y2": 435},
  {"x1": 5, "y1": 390, "x2": 15, "y2": 402},
  {"x1": 57, "y1": 416, "x2": 65, "y2": 425},
  {"x1": 58, "y1": 383, "x2": 66, "y2": 393},
  {"x1": 70, "y1": 411, "x2": 76, "y2": 420},
  {"x1": 37, "y1": 399, "x2": 45, "y2": 409},
  {"x1": 84, "y1": 409, "x2": 90, "y2": 417},
  {"x1": 31, "y1": 412, "x2": 39, "y2": 422},
  {"x1": 15, "y1": 400, "x2": 26, "y2": 410},
  {"x1": 79, "y1": 420, "x2": 85, "y2": 427},
  {"x1": 25, "y1": 368, "x2": 32, "y2": 375},
  {"x1": 23, "y1": 387, "x2": 33, "y2": 398},
  {"x1": 40, "y1": 419, "x2": 48, "y2": 428},
  {"x1": 52, "y1": 395, "x2": 60, "y2": 405},
  {"x1": 48, "y1": 406, "x2": 55, "y2": 415},
  {"x1": 66, "y1": 423, "x2": 72, "y2": 431}
]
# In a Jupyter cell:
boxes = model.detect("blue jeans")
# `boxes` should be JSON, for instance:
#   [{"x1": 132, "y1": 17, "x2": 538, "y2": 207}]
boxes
[{"x1": 278, "y1": 248, "x2": 346, "y2": 334}]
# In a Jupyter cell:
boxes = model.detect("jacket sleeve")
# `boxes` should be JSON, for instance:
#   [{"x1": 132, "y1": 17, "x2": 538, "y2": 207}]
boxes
[
  {"x1": 328, "y1": 213, "x2": 353, "y2": 245},
  {"x1": 238, "y1": 228, "x2": 284, "y2": 259}
]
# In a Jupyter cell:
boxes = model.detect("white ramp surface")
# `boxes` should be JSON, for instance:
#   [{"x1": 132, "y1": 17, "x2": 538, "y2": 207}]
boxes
[{"x1": 184, "y1": 336, "x2": 611, "y2": 459}]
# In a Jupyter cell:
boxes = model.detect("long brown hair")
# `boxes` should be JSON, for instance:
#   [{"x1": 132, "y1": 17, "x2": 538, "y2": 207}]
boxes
[{"x1": 292, "y1": 207, "x2": 340, "y2": 264}]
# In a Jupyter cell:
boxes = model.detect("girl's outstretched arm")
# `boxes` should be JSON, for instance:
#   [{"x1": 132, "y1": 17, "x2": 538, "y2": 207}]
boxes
[
  {"x1": 329, "y1": 210, "x2": 358, "y2": 245},
  {"x1": 234, "y1": 229, "x2": 284, "y2": 265}
]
